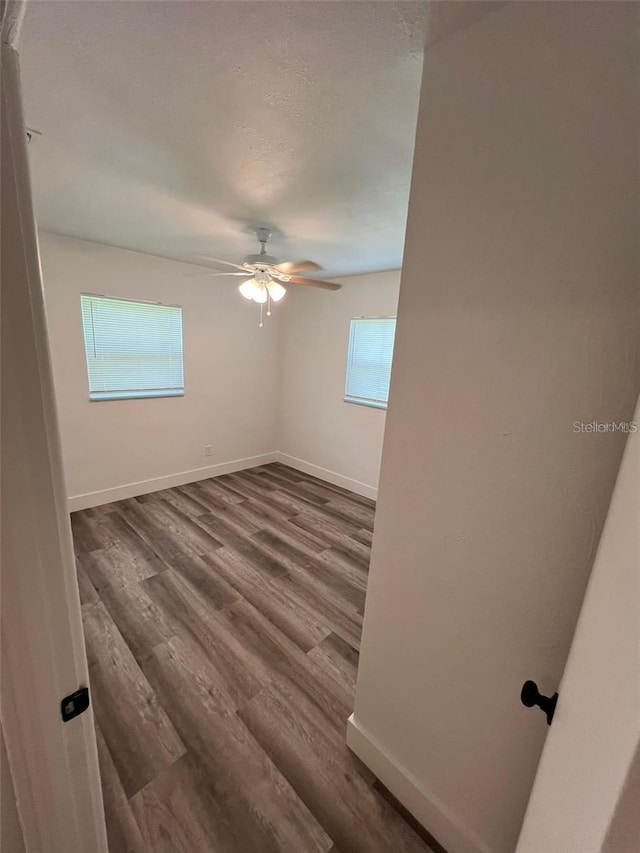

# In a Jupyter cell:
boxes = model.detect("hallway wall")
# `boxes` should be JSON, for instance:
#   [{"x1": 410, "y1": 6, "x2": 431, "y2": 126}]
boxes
[{"x1": 349, "y1": 3, "x2": 640, "y2": 853}]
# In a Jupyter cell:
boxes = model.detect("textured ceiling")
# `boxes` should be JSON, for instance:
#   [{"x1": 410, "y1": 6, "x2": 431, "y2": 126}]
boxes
[{"x1": 20, "y1": 1, "x2": 498, "y2": 276}]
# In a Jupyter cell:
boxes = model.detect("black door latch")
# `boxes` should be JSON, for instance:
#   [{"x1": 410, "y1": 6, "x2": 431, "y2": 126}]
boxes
[
  {"x1": 521, "y1": 680, "x2": 558, "y2": 725},
  {"x1": 60, "y1": 686, "x2": 90, "y2": 722}
]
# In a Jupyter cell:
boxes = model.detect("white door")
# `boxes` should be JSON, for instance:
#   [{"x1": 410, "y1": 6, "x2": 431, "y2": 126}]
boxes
[
  {"x1": 1, "y1": 7, "x2": 108, "y2": 851},
  {"x1": 516, "y1": 400, "x2": 640, "y2": 853}
]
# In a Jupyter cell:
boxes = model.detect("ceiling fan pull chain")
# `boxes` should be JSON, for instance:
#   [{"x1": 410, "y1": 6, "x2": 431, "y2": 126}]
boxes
[
  {"x1": 259, "y1": 302, "x2": 264, "y2": 328},
  {"x1": 267, "y1": 292, "x2": 272, "y2": 317}
]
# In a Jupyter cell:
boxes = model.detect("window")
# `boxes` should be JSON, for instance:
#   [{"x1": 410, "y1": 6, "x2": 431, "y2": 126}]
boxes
[
  {"x1": 80, "y1": 294, "x2": 184, "y2": 401},
  {"x1": 344, "y1": 317, "x2": 396, "y2": 409}
]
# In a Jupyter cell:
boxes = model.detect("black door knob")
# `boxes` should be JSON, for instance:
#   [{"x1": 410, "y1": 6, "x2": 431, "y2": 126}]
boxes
[{"x1": 521, "y1": 680, "x2": 558, "y2": 725}]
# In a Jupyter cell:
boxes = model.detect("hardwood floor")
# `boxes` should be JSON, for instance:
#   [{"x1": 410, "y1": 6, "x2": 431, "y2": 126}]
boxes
[{"x1": 72, "y1": 463, "x2": 434, "y2": 853}]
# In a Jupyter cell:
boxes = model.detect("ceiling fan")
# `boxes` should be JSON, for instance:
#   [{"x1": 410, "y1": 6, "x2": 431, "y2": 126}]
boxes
[{"x1": 190, "y1": 227, "x2": 341, "y2": 326}]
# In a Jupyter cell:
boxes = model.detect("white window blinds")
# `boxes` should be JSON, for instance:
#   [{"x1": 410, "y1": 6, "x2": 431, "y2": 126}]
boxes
[
  {"x1": 344, "y1": 317, "x2": 396, "y2": 409},
  {"x1": 80, "y1": 294, "x2": 184, "y2": 401}
]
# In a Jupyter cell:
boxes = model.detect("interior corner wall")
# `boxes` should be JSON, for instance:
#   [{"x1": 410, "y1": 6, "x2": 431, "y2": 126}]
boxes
[
  {"x1": 39, "y1": 233, "x2": 280, "y2": 509},
  {"x1": 1, "y1": 726, "x2": 26, "y2": 853},
  {"x1": 278, "y1": 270, "x2": 401, "y2": 498},
  {"x1": 349, "y1": 4, "x2": 640, "y2": 853}
]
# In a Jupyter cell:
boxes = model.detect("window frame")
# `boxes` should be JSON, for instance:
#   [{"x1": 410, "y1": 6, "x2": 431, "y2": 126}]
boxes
[
  {"x1": 343, "y1": 315, "x2": 396, "y2": 411},
  {"x1": 80, "y1": 292, "x2": 185, "y2": 402}
]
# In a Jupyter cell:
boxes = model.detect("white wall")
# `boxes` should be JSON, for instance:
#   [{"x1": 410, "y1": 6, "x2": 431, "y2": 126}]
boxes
[
  {"x1": 279, "y1": 270, "x2": 400, "y2": 498},
  {"x1": 349, "y1": 4, "x2": 640, "y2": 853},
  {"x1": 41, "y1": 235, "x2": 396, "y2": 508},
  {"x1": 39, "y1": 233, "x2": 280, "y2": 509},
  {"x1": 516, "y1": 402, "x2": 639, "y2": 853}
]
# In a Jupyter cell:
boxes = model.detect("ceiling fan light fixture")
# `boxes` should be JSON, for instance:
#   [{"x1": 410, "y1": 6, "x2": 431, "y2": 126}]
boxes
[
  {"x1": 238, "y1": 278, "x2": 260, "y2": 300},
  {"x1": 253, "y1": 283, "x2": 268, "y2": 304},
  {"x1": 267, "y1": 280, "x2": 286, "y2": 302},
  {"x1": 211, "y1": 229, "x2": 340, "y2": 327}
]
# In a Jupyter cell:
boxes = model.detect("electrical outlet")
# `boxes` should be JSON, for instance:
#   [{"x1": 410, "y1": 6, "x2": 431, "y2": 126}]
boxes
[{"x1": 205, "y1": 444, "x2": 213, "y2": 457}]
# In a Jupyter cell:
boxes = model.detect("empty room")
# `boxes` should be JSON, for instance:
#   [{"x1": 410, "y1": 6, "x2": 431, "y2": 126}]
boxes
[{"x1": 2, "y1": 3, "x2": 638, "y2": 853}]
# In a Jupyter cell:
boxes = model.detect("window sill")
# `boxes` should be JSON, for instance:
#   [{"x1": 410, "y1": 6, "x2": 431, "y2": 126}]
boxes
[
  {"x1": 343, "y1": 397, "x2": 387, "y2": 411},
  {"x1": 89, "y1": 390, "x2": 184, "y2": 401}
]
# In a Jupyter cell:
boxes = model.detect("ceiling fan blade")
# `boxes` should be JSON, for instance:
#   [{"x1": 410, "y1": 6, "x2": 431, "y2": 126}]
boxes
[
  {"x1": 192, "y1": 254, "x2": 251, "y2": 272},
  {"x1": 274, "y1": 260, "x2": 322, "y2": 275},
  {"x1": 288, "y1": 275, "x2": 342, "y2": 291},
  {"x1": 184, "y1": 271, "x2": 248, "y2": 278}
]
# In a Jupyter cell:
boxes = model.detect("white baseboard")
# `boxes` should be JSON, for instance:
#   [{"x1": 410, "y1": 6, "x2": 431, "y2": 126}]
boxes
[
  {"x1": 275, "y1": 452, "x2": 377, "y2": 501},
  {"x1": 68, "y1": 451, "x2": 376, "y2": 511},
  {"x1": 346, "y1": 714, "x2": 495, "y2": 853},
  {"x1": 67, "y1": 452, "x2": 278, "y2": 512}
]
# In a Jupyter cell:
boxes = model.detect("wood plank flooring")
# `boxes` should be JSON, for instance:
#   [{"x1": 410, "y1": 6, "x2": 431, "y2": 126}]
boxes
[{"x1": 72, "y1": 463, "x2": 434, "y2": 853}]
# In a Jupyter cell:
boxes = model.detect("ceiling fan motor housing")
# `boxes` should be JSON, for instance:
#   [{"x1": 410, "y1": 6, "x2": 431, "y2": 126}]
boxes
[{"x1": 244, "y1": 253, "x2": 278, "y2": 267}]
